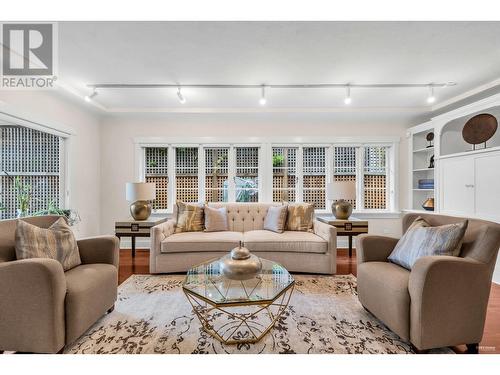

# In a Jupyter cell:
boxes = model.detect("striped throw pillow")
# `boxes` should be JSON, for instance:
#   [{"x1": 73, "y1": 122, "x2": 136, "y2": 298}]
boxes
[
  {"x1": 388, "y1": 216, "x2": 468, "y2": 270},
  {"x1": 15, "y1": 217, "x2": 81, "y2": 271}
]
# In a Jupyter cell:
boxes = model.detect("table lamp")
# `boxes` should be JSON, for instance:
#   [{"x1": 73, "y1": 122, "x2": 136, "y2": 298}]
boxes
[
  {"x1": 326, "y1": 181, "x2": 356, "y2": 220},
  {"x1": 125, "y1": 182, "x2": 156, "y2": 220}
]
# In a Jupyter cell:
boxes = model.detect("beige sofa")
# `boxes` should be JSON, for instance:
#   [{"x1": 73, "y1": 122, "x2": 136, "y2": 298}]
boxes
[
  {"x1": 151, "y1": 202, "x2": 337, "y2": 274},
  {"x1": 0, "y1": 216, "x2": 119, "y2": 353},
  {"x1": 357, "y1": 213, "x2": 500, "y2": 353}
]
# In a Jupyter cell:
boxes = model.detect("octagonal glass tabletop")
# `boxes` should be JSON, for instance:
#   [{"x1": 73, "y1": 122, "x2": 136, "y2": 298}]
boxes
[{"x1": 182, "y1": 257, "x2": 294, "y2": 306}]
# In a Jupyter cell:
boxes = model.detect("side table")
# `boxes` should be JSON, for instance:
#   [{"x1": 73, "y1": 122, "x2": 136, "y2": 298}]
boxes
[
  {"x1": 115, "y1": 216, "x2": 169, "y2": 257},
  {"x1": 317, "y1": 216, "x2": 369, "y2": 257}
]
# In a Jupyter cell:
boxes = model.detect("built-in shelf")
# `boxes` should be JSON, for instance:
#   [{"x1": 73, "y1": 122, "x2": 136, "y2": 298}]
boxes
[
  {"x1": 413, "y1": 146, "x2": 434, "y2": 153},
  {"x1": 413, "y1": 168, "x2": 434, "y2": 172},
  {"x1": 413, "y1": 188, "x2": 434, "y2": 191}
]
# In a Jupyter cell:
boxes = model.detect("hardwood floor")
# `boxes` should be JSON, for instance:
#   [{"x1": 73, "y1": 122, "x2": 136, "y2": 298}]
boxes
[{"x1": 119, "y1": 248, "x2": 500, "y2": 354}]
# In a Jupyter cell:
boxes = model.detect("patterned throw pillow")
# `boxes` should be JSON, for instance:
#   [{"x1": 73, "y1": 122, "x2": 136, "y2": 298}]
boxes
[
  {"x1": 388, "y1": 216, "x2": 468, "y2": 270},
  {"x1": 15, "y1": 217, "x2": 81, "y2": 271},
  {"x1": 285, "y1": 203, "x2": 315, "y2": 231},
  {"x1": 263, "y1": 205, "x2": 288, "y2": 233},
  {"x1": 175, "y1": 201, "x2": 205, "y2": 233},
  {"x1": 204, "y1": 206, "x2": 229, "y2": 232}
]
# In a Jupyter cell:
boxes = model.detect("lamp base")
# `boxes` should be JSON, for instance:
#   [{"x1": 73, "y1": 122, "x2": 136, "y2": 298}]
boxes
[
  {"x1": 130, "y1": 200, "x2": 152, "y2": 220},
  {"x1": 332, "y1": 199, "x2": 352, "y2": 220}
]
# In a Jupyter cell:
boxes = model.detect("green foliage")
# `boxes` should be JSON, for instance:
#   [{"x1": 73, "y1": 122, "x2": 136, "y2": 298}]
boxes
[{"x1": 273, "y1": 154, "x2": 284, "y2": 167}]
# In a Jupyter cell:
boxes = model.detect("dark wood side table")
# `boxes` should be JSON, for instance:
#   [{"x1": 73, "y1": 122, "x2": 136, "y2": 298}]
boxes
[
  {"x1": 115, "y1": 216, "x2": 169, "y2": 258},
  {"x1": 317, "y1": 216, "x2": 369, "y2": 257}
]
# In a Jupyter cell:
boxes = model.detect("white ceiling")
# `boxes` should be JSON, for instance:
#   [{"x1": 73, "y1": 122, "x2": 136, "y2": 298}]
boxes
[{"x1": 56, "y1": 21, "x2": 500, "y2": 117}]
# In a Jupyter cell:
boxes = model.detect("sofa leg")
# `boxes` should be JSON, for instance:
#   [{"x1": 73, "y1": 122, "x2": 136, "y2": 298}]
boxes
[
  {"x1": 57, "y1": 347, "x2": 65, "y2": 354},
  {"x1": 410, "y1": 344, "x2": 429, "y2": 354},
  {"x1": 466, "y1": 343, "x2": 479, "y2": 354},
  {"x1": 107, "y1": 304, "x2": 115, "y2": 313}
]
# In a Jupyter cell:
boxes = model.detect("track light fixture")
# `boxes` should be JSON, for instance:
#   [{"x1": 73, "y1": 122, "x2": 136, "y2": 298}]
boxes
[
  {"x1": 84, "y1": 89, "x2": 98, "y2": 103},
  {"x1": 427, "y1": 86, "x2": 436, "y2": 104},
  {"x1": 259, "y1": 85, "x2": 267, "y2": 105},
  {"x1": 344, "y1": 85, "x2": 352, "y2": 105},
  {"x1": 177, "y1": 87, "x2": 186, "y2": 104}
]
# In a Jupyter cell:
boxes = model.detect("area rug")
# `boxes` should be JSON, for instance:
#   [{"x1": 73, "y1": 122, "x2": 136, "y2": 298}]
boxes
[{"x1": 65, "y1": 274, "x2": 452, "y2": 354}]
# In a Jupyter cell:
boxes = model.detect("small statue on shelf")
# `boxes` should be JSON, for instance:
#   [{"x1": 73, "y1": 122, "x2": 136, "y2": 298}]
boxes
[
  {"x1": 428, "y1": 155, "x2": 434, "y2": 169},
  {"x1": 426, "y1": 132, "x2": 434, "y2": 148}
]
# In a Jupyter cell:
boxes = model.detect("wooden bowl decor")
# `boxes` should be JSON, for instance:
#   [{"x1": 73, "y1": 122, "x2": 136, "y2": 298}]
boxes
[{"x1": 462, "y1": 113, "x2": 498, "y2": 150}]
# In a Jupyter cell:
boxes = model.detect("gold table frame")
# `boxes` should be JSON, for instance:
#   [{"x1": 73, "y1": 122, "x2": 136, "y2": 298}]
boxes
[{"x1": 183, "y1": 271, "x2": 295, "y2": 345}]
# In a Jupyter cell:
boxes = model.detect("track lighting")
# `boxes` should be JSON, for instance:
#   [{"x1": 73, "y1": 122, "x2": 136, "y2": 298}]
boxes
[
  {"x1": 177, "y1": 87, "x2": 186, "y2": 104},
  {"x1": 344, "y1": 86, "x2": 352, "y2": 105},
  {"x1": 259, "y1": 85, "x2": 267, "y2": 105},
  {"x1": 427, "y1": 86, "x2": 436, "y2": 104},
  {"x1": 84, "y1": 89, "x2": 98, "y2": 102}
]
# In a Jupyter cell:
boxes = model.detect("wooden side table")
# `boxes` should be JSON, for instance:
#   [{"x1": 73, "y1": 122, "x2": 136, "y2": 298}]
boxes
[
  {"x1": 317, "y1": 216, "x2": 369, "y2": 257},
  {"x1": 115, "y1": 216, "x2": 169, "y2": 257}
]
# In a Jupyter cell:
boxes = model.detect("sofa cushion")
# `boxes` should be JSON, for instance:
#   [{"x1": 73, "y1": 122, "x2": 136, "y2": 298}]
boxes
[
  {"x1": 161, "y1": 231, "x2": 243, "y2": 253},
  {"x1": 65, "y1": 264, "x2": 117, "y2": 344},
  {"x1": 357, "y1": 262, "x2": 411, "y2": 341},
  {"x1": 285, "y1": 203, "x2": 314, "y2": 231},
  {"x1": 388, "y1": 216, "x2": 468, "y2": 270},
  {"x1": 263, "y1": 205, "x2": 288, "y2": 233},
  {"x1": 204, "y1": 206, "x2": 229, "y2": 232},
  {"x1": 243, "y1": 230, "x2": 327, "y2": 254},
  {"x1": 175, "y1": 201, "x2": 205, "y2": 233}
]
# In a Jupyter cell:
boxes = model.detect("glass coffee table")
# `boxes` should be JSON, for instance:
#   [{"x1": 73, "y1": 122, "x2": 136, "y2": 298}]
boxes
[{"x1": 182, "y1": 257, "x2": 295, "y2": 345}]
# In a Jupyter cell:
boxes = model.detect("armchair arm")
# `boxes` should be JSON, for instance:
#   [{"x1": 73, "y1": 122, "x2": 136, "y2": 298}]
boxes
[
  {"x1": 0, "y1": 258, "x2": 66, "y2": 353},
  {"x1": 77, "y1": 235, "x2": 119, "y2": 268},
  {"x1": 408, "y1": 256, "x2": 491, "y2": 350},
  {"x1": 150, "y1": 219, "x2": 176, "y2": 273},
  {"x1": 356, "y1": 234, "x2": 399, "y2": 265},
  {"x1": 313, "y1": 219, "x2": 337, "y2": 255}
]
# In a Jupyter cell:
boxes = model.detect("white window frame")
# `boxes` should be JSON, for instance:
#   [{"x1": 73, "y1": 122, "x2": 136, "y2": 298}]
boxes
[{"x1": 135, "y1": 137, "x2": 399, "y2": 215}]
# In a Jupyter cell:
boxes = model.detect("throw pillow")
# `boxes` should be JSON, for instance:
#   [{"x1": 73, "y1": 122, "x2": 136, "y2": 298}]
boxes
[
  {"x1": 175, "y1": 200, "x2": 205, "y2": 233},
  {"x1": 263, "y1": 205, "x2": 288, "y2": 233},
  {"x1": 285, "y1": 203, "x2": 314, "y2": 231},
  {"x1": 15, "y1": 217, "x2": 81, "y2": 271},
  {"x1": 388, "y1": 216, "x2": 468, "y2": 270},
  {"x1": 204, "y1": 206, "x2": 229, "y2": 232}
]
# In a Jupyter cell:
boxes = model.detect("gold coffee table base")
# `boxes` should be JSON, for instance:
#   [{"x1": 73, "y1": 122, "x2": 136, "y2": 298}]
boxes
[{"x1": 184, "y1": 283, "x2": 294, "y2": 345}]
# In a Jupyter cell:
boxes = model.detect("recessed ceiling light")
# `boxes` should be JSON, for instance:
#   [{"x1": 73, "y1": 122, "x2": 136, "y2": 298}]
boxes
[
  {"x1": 259, "y1": 85, "x2": 267, "y2": 106},
  {"x1": 344, "y1": 86, "x2": 352, "y2": 105}
]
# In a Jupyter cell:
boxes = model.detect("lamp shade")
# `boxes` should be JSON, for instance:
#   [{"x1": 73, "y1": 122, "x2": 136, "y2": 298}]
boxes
[
  {"x1": 326, "y1": 181, "x2": 356, "y2": 201},
  {"x1": 125, "y1": 182, "x2": 156, "y2": 202}
]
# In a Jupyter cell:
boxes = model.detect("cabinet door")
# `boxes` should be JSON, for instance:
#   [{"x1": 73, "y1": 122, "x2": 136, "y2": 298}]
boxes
[
  {"x1": 440, "y1": 156, "x2": 475, "y2": 215},
  {"x1": 475, "y1": 153, "x2": 500, "y2": 221}
]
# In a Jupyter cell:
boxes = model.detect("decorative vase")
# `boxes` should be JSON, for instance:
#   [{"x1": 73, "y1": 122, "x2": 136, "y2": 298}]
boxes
[
  {"x1": 130, "y1": 200, "x2": 152, "y2": 220},
  {"x1": 219, "y1": 241, "x2": 262, "y2": 280},
  {"x1": 331, "y1": 199, "x2": 353, "y2": 220},
  {"x1": 422, "y1": 198, "x2": 435, "y2": 211}
]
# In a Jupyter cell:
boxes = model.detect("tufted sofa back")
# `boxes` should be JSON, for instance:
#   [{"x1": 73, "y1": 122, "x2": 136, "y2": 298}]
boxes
[{"x1": 207, "y1": 202, "x2": 281, "y2": 232}]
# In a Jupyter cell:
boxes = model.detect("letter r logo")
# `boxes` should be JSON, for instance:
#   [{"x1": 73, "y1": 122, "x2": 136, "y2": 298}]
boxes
[{"x1": 2, "y1": 24, "x2": 53, "y2": 76}]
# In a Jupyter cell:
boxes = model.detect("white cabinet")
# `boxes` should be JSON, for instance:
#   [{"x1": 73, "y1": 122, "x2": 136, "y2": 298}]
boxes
[
  {"x1": 439, "y1": 150, "x2": 500, "y2": 221},
  {"x1": 439, "y1": 156, "x2": 474, "y2": 216},
  {"x1": 475, "y1": 153, "x2": 500, "y2": 220}
]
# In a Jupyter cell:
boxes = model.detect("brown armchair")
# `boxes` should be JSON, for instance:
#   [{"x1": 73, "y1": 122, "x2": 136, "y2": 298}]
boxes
[
  {"x1": 356, "y1": 213, "x2": 500, "y2": 353},
  {"x1": 0, "y1": 216, "x2": 119, "y2": 353}
]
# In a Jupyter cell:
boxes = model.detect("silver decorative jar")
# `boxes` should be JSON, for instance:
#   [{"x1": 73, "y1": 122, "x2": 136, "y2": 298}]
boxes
[
  {"x1": 332, "y1": 199, "x2": 352, "y2": 220},
  {"x1": 219, "y1": 241, "x2": 262, "y2": 280}
]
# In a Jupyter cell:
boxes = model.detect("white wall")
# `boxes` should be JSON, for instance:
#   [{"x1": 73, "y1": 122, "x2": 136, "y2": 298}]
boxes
[
  {"x1": 0, "y1": 90, "x2": 102, "y2": 238},
  {"x1": 99, "y1": 112, "x2": 410, "y2": 240}
]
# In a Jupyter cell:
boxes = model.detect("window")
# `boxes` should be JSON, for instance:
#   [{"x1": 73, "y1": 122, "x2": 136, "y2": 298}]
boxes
[
  {"x1": 175, "y1": 147, "x2": 199, "y2": 202},
  {"x1": 303, "y1": 146, "x2": 326, "y2": 209},
  {"x1": 0, "y1": 125, "x2": 62, "y2": 219},
  {"x1": 145, "y1": 147, "x2": 169, "y2": 210},
  {"x1": 205, "y1": 147, "x2": 229, "y2": 202},
  {"x1": 235, "y1": 146, "x2": 259, "y2": 202},
  {"x1": 272, "y1": 147, "x2": 297, "y2": 202},
  {"x1": 363, "y1": 146, "x2": 388, "y2": 210},
  {"x1": 141, "y1": 141, "x2": 395, "y2": 213}
]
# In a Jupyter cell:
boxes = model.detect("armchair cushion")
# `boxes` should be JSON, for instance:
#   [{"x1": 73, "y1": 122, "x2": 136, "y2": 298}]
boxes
[
  {"x1": 65, "y1": 263, "x2": 117, "y2": 344},
  {"x1": 15, "y1": 217, "x2": 81, "y2": 271},
  {"x1": 388, "y1": 216, "x2": 468, "y2": 270}
]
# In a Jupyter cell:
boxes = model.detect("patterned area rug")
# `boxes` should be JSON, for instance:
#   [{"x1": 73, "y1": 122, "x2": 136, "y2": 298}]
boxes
[{"x1": 65, "y1": 274, "x2": 452, "y2": 354}]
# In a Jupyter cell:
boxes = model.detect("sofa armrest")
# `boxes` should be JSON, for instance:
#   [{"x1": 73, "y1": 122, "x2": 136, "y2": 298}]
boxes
[
  {"x1": 0, "y1": 258, "x2": 66, "y2": 353},
  {"x1": 78, "y1": 235, "x2": 119, "y2": 268},
  {"x1": 408, "y1": 256, "x2": 491, "y2": 350},
  {"x1": 150, "y1": 219, "x2": 176, "y2": 272},
  {"x1": 356, "y1": 234, "x2": 399, "y2": 265},
  {"x1": 313, "y1": 219, "x2": 337, "y2": 255}
]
